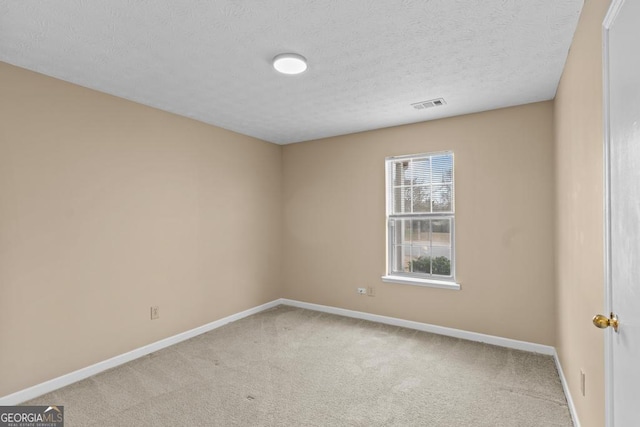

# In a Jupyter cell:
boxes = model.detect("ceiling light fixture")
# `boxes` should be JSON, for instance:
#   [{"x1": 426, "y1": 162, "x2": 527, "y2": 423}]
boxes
[{"x1": 273, "y1": 53, "x2": 307, "y2": 75}]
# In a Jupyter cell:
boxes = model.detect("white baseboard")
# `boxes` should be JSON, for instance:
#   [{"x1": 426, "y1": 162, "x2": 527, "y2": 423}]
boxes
[
  {"x1": 553, "y1": 350, "x2": 581, "y2": 427},
  {"x1": 280, "y1": 299, "x2": 555, "y2": 355},
  {"x1": 0, "y1": 299, "x2": 281, "y2": 406},
  {"x1": 3, "y1": 296, "x2": 575, "y2": 420}
]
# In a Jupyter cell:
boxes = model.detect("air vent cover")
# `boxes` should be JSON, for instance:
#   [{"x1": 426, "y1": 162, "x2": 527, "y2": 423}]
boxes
[{"x1": 411, "y1": 98, "x2": 446, "y2": 110}]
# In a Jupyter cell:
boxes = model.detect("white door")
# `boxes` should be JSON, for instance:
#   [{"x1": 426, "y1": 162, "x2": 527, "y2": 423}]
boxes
[{"x1": 603, "y1": 0, "x2": 640, "y2": 426}]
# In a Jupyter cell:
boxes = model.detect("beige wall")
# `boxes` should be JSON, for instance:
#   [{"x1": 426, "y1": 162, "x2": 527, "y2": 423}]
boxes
[
  {"x1": 282, "y1": 102, "x2": 557, "y2": 345},
  {"x1": 554, "y1": 0, "x2": 610, "y2": 426},
  {"x1": 0, "y1": 62, "x2": 283, "y2": 397}
]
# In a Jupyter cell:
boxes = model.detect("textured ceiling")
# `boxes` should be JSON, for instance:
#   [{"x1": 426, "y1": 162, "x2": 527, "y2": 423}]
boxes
[{"x1": 0, "y1": 0, "x2": 583, "y2": 144}]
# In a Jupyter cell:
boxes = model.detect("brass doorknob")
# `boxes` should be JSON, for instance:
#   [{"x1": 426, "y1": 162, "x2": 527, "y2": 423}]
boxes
[{"x1": 593, "y1": 313, "x2": 619, "y2": 332}]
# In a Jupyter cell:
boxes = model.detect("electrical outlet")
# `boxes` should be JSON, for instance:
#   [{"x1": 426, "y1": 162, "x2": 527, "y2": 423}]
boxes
[
  {"x1": 580, "y1": 370, "x2": 586, "y2": 396},
  {"x1": 357, "y1": 287, "x2": 367, "y2": 295},
  {"x1": 151, "y1": 306, "x2": 160, "y2": 320},
  {"x1": 367, "y1": 286, "x2": 376, "y2": 297}
]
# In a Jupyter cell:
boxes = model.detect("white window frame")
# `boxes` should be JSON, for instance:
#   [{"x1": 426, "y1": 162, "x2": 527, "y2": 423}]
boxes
[{"x1": 381, "y1": 151, "x2": 460, "y2": 290}]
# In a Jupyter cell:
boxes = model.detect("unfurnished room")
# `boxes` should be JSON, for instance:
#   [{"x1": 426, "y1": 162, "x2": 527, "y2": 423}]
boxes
[{"x1": 1, "y1": 0, "x2": 638, "y2": 426}]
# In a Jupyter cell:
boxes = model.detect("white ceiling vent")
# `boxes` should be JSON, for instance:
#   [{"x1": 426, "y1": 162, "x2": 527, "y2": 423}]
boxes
[{"x1": 411, "y1": 98, "x2": 446, "y2": 110}]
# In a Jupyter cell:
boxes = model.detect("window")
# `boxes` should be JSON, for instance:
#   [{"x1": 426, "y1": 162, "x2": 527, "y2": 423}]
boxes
[{"x1": 383, "y1": 151, "x2": 458, "y2": 289}]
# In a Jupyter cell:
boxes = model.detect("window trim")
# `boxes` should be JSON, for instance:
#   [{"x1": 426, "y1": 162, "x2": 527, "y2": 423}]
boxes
[
  {"x1": 382, "y1": 151, "x2": 460, "y2": 290},
  {"x1": 381, "y1": 275, "x2": 461, "y2": 290}
]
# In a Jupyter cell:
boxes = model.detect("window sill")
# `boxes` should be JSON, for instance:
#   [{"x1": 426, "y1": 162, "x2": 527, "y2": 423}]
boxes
[{"x1": 381, "y1": 275, "x2": 461, "y2": 290}]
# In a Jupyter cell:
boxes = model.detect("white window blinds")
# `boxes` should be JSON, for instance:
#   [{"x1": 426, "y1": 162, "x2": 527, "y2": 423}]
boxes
[{"x1": 388, "y1": 153, "x2": 454, "y2": 215}]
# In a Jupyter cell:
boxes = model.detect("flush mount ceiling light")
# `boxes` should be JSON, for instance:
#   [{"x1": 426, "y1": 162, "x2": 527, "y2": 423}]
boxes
[{"x1": 272, "y1": 53, "x2": 307, "y2": 75}]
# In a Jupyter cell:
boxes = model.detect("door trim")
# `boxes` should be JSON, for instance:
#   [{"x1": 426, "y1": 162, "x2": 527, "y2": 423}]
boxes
[{"x1": 602, "y1": 1, "x2": 625, "y2": 426}]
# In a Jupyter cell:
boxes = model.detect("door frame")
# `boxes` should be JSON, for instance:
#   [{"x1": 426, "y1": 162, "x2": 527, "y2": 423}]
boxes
[{"x1": 602, "y1": 1, "x2": 625, "y2": 426}]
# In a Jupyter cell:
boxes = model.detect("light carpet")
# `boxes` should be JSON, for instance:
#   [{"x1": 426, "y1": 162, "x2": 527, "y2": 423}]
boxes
[{"x1": 25, "y1": 305, "x2": 573, "y2": 426}]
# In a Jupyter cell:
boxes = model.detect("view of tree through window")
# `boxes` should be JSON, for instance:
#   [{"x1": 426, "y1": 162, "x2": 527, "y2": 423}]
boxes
[{"x1": 386, "y1": 152, "x2": 454, "y2": 280}]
